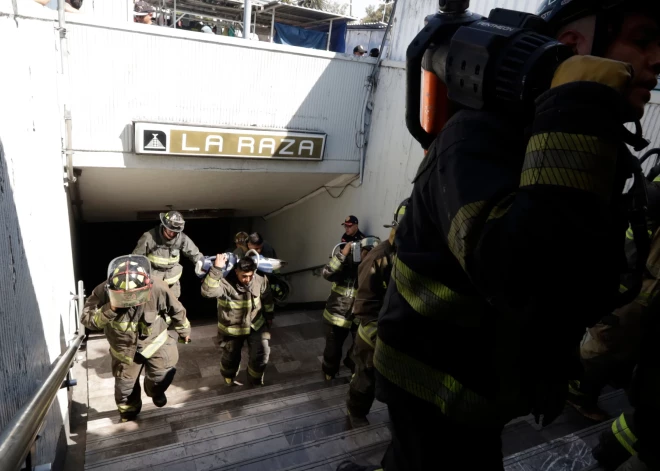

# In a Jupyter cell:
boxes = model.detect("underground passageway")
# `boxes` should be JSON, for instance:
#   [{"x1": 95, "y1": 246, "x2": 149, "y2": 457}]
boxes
[{"x1": 77, "y1": 218, "x2": 243, "y2": 323}]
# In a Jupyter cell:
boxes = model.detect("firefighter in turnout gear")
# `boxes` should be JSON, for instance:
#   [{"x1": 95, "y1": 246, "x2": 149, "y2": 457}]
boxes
[
  {"x1": 570, "y1": 176, "x2": 660, "y2": 421},
  {"x1": 321, "y1": 219, "x2": 367, "y2": 380},
  {"x1": 201, "y1": 254, "x2": 274, "y2": 386},
  {"x1": 373, "y1": 0, "x2": 660, "y2": 468},
  {"x1": 347, "y1": 200, "x2": 407, "y2": 429},
  {"x1": 81, "y1": 255, "x2": 191, "y2": 422},
  {"x1": 133, "y1": 211, "x2": 204, "y2": 299}
]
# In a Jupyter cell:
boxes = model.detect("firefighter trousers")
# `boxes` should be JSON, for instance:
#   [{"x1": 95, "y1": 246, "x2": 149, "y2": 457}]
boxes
[
  {"x1": 346, "y1": 333, "x2": 375, "y2": 417},
  {"x1": 578, "y1": 303, "x2": 643, "y2": 399},
  {"x1": 377, "y1": 373, "x2": 504, "y2": 470},
  {"x1": 322, "y1": 322, "x2": 357, "y2": 378},
  {"x1": 217, "y1": 325, "x2": 271, "y2": 385},
  {"x1": 112, "y1": 336, "x2": 179, "y2": 419}
]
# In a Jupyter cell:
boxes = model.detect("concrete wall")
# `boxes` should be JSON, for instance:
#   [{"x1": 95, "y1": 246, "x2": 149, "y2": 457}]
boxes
[
  {"x1": 253, "y1": 62, "x2": 422, "y2": 302},
  {"x1": 0, "y1": 6, "x2": 77, "y2": 468}
]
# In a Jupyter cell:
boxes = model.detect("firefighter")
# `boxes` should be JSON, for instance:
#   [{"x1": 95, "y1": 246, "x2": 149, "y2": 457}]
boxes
[
  {"x1": 133, "y1": 211, "x2": 204, "y2": 299},
  {"x1": 81, "y1": 255, "x2": 191, "y2": 422},
  {"x1": 371, "y1": 1, "x2": 660, "y2": 469},
  {"x1": 233, "y1": 232, "x2": 249, "y2": 257},
  {"x1": 321, "y1": 218, "x2": 368, "y2": 380},
  {"x1": 346, "y1": 200, "x2": 407, "y2": 429},
  {"x1": 201, "y1": 254, "x2": 274, "y2": 386},
  {"x1": 570, "y1": 176, "x2": 660, "y2": 421}
]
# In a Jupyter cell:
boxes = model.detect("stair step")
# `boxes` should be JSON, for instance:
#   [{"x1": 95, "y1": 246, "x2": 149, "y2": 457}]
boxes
[
  {"x1": 85, "y1": 382, "x2": 351, "y2": 460},
  {"x1": 504, "y1": 420, "x2": 610, "y2": 470},
  {"x1": 284, "y1": 441, "x2": 389, "y2": 470},
  {"x1": 158, "y1": 419, "x2": 391, "y2": 471},
  {"x1": 85, "y1": 395, "x2": 389, "y2": 471},
  {"x1": 87, "y1": 370, "x2": 350, "y2": 431}
]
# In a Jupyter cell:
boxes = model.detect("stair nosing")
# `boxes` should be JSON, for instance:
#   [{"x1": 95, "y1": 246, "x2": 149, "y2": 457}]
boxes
[
  {"x1": 87, "y1": 370, "x2": 350, "y2": 424},
  {"x1": 85, "y1": 383, "x2": 351, "y2": 453},
  {"x1": 85, "y1": 404, "x2": 389, "y2": 470}
]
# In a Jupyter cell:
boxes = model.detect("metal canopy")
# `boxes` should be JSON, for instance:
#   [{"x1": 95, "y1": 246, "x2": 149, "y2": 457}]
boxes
[
  {"x1": 259, "y1": 1, "x2": 356, "y2": 27},
  {"x1": 154, "y1": 0, "x2": 268, "y2": 22}
]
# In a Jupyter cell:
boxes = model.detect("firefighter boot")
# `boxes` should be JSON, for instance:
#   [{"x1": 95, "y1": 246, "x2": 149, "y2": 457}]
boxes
[
  {"x1": 566, "y1": 380, "x2": 609, "y2": 422},
  {"x1": 347, "y1": 410, "x2": 369, "y2": 429}
]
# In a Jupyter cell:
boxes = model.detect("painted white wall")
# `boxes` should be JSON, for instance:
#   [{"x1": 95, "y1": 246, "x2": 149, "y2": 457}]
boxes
[
  {"x1": 346, "y1": 28, "x2": 387, "y2": 56},
  {"x1": 0, "y1": 10, "x2": 77, "y2": 467},
  {"x1": 253, "y1": 62, "x2": 422, "y2": 302}
]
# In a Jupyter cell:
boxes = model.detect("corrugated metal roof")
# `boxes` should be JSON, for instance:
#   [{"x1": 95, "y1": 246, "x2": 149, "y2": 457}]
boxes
[{"x1": 259, "y1": 2, "x2": 357, "y2": 26}]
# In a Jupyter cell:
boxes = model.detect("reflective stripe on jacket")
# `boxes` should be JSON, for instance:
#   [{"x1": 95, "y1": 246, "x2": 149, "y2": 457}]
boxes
[
  {"x1": 201, "y1": 266, "x2": 274, "y2": 336},
  {"x1": 322, "y1": 252, "x2": 360, "y2": 328},
  {"x1": 81, "y1": 279, "x2": 190, "y2": 364}
]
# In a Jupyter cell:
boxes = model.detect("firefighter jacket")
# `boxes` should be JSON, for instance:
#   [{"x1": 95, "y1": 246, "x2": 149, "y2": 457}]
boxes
[
  {"x1": 353, "y1": 240, "x2": 394, "y2": 349},
  {"x1": 133, "y1": 226, "x2": 204, "y2": 286},
  {"x1": 375, "y1": 81, "x2": 640, "y2": 427},
  {"x1": 201, "y1": 266, "x2": 274, "y2": 337},
  {"x1": 81, "y1": 279, "x2": 191, "y2": 364},
  {"x1": 322, "y1": 251, "x2": 361, "y2": 329}
]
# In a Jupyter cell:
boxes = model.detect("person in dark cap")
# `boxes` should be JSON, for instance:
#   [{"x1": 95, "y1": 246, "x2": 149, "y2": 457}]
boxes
[
  {"x1": 341, "y1": 215, "x2": 365, "y2": 243},
  {"x1": 134, "y1": 0, "x2": 155, "y2": 24},
  {"x1": 369, "y1": 48, "x2": 380, "y2": 58},
  {"x1": 353, "y1": 45, "x2": 366, "y2": 57}
]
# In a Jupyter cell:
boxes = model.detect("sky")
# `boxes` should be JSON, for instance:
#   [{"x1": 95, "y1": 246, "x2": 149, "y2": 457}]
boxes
[{"x1": 349, "y1": 0, "x2": 380, "y2": 20}]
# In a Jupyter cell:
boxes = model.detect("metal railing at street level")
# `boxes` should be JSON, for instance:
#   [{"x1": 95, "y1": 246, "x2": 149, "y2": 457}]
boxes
[{"x1": 0, "y1": 280, "x2": 86, "y2": 471}]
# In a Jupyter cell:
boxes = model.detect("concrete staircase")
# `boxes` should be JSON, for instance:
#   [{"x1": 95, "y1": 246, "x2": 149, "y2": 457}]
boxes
[{"x1": 77, "y1": 309, "x2": 630, "y2": 471}]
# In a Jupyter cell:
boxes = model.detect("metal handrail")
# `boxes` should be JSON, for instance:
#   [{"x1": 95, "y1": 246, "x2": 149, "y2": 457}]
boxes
[
  {"x1": 281, "y1": 264, "x2": 325, "y2": 277},
  {"x1": 0, "y1": 281, "x2": 85, "y2": 471}
]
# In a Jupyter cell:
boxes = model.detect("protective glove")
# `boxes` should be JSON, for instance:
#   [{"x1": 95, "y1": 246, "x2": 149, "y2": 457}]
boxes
[{"x1": 551, "y1": 55, "x2": 633, "y2": 93}]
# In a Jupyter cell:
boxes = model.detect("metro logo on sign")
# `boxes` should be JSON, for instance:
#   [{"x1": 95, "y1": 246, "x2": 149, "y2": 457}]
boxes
[{"x1": 134, "y1": 122, "x2": 326, "y2": 161}]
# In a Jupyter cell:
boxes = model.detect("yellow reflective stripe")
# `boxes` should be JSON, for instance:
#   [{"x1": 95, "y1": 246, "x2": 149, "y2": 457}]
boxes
[
  {"x1": 521, "y1": 133, "x2": 616, "y2": 199},
  {"x1": 93, "y1": 309, "x2": 110, "y2": 329},
  {"x1": 264, "y1": 303, "x2": 274, "y2": 313},
  {"x1": 110, "y1": 346, "x2": 133, "y2": 364},
  {"x1": 357, "y1": 322, "x2": 377, "y2": 349},
  {"x1": 218, "y1": 322, "x2": 250, "y2": 336},
  {"x1": 247, "y1": 364, "x2": 263, "y2": 379},
  {"x1": 117, "y1": 404, "x2": 139, "y2": 412},
  {"x1": 568, "y1": 379, "x2": 586, "y2": 397},
  {"x1": 625, "y1": 225, "x2": 651, "y2": 241},
  {"x1": 109, "y1": 320, "x2": 138, "y2": 332},
  {"x1": 332, "y1": 283, "x2": 355, "y2": 298},
  {"x1": 218, "y1": 297, "x2": 262, "y2": 310},
  {"x1": 329, "y1": 256, "x2": 342, "y2": 271},
  {"x1": 141, "y1": 329, "x2": 169, "y2": 359},
  {"x1": 612, "y1": 413, "x2": 637, "y2": 456},
  {"x1": 147, "y1": 253, "x2": 180, "y2": 265},
  {"x1": 393, "y1": 257, "x2": 482, "y2": 327},
  {"x1": 204, "y1": 276, "x2": 221, "y2": 288},
  {"x1": 174, "y1": 319, "x2": 191, "y2": 331},
  {"x1": 251, "y1": 314, "x2": 265, "y2": 331},
  {"x1": 487, "y1": 193, "x2": 514, "y2": 222},
  {"x1": 323, "y1": 309, "x2": 353, "y2": 328},
  {"x1": 448, "y1": 201, "x2": 486, "y2": 270},
  {"x1": 526, "y1": 132, "x2": 615, "y2": 155},
  {"x1": 164, "y1": 272, "x2": 182, "y2": 285},
  {"x1": 374, "y1": 337, "x2": 487, "y2": 419},
  {"x1": 655, "y1": 175, "x2": 660, "y2": 183}
]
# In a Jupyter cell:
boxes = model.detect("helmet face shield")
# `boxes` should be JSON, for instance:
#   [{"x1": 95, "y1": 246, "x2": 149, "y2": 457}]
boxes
[{"x1": 106, "y1": 255, "x2": 152, "y2": 308}]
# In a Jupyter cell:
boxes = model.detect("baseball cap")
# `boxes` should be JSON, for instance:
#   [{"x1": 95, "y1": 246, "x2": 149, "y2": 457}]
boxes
[
  {"x1": 353, "y1": 45, "x2": 367, "y2": 54},
  {"x1": 134, "y1": 1, "x2": 155, "y2": 16},
  {"x1": 342, "y1": 215, "x2": 359, "y2": 226}
]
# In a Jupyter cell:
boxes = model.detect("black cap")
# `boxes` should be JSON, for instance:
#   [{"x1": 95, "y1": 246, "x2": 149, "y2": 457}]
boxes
[{"x1": 342, "y1": 215, "x2": 359, "y2": 226}]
